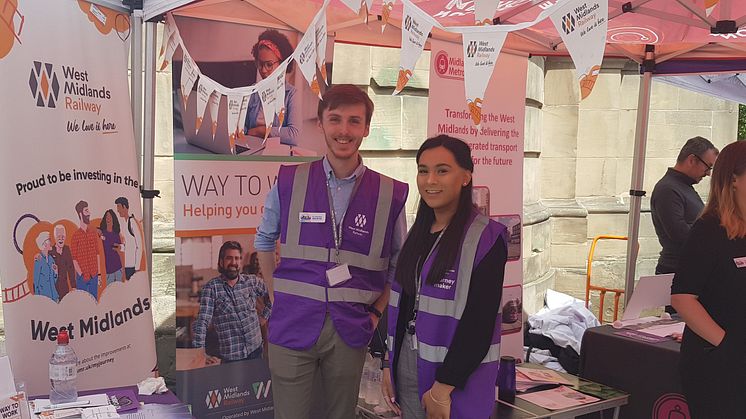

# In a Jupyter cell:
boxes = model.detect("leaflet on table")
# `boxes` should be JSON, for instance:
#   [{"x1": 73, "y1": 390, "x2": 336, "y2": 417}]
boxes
[
  {"x1": 517, "y1": 385, "x2": 600, "y2": 410},
  {"x1": 118, "y1": 404, "x2": 192, "y2": 419},
  {"x1": 516, "y1": 366, "x2": 573, "y2": 385},
  {"x1": 31, "y1": 394, "x2": 109, "y2": 414}
]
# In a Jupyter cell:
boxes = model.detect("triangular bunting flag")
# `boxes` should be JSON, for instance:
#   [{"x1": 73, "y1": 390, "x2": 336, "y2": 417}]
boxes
[
  {"x1": 460, "y1": 29, "x2": 507, "y2": 126},
  {"x1": 159, "y1": 31, "x2": 180, "y2": 71},
  {"x1": 227, "y1": 92, "x2": 244, "y2": 154},
  {"x1": 314, "y1": 5, "x2": 329, "y2": 85},
  {"x1": 295, "y1": 28, "x2": 321, "y2": 99},
  {"x1": 550, "y1": 0, "x2": 608, "y2": 99},
  {"x1": 179, "y1": 50, "x2": 199, "y2": 110},
  {"x1": 474, "y1": 0, "x2": 499, "y2": 25},
  {"x1": 394, "y1": 0, "x2": 435, "y2": 94},
  {"x1": 273, "y1": 60, "x2": 290, "y2": 128},
  {"x1": 255, "y1": 76, "x2": 278, "y2": 140},
  {"x1": 705, "y1": 0, "x2": 719, "y2": 17},
  {"x1": 159, "y1": 14, "x2": 175, "y2": 58},
  {"x1": 207, "y1": 88, "x2": 222, "y2": 141},
  {"x1": 236, "y1": 93, "x2": 251, "y2": 139},
  {"x1": 196, "y1": 75, "x2": 218, "y2": 136}
]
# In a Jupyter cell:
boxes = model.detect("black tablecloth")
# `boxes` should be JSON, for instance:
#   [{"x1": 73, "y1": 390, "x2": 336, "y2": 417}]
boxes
[{"x1": 579, "y1": 325, "x2": 691, "y2": 418}]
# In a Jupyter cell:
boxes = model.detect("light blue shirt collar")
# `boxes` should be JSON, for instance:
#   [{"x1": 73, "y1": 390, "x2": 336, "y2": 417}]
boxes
[{"x1": 322, "y1": 156, "x2": 366, "y2": 182}]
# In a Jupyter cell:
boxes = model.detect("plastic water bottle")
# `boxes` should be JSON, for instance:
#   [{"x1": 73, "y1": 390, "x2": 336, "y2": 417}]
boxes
[{"x1": 49, "y1": 329, "x2": 78, "y2": 404}]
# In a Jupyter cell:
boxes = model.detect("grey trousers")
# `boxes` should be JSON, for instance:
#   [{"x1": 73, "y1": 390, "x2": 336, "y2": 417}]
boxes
[
  {"x1": 268, "y1": 314, "x2": 366, "y2": 419},
  {"x1": 397, "y1": 334, "x2": 427, "y2": 419}
]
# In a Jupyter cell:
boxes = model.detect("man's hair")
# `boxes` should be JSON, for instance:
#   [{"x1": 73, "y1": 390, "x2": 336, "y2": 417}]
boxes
[
  {"x1": 217, "y1": 241, "x2": 243, "y2": 266},
  {"x1": 317, "y1": 84, "x2": 374, "y2": 125},
  {"x1": 676, "y1": 136, "x2": 718, "y2": 163},
  {"x1": 115, "y1": 197, "x2": 129, "y2": 209},
  {"x1": 53, "y1": 224, "x2": 66, "y2": 238},
  {"x1": 75, "y1": 200, "x2": 88, "y2": 216}
]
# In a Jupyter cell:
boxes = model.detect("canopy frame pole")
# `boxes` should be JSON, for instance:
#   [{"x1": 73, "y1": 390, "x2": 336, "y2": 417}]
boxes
[
  {"x1": 624, "y1": 45, "x2": 655, "y2": 305},
  {"x1": 143, "y1": 21, "x2": 157, "y2": 286},
  {"x1": 131, "y1": 9, "x2": 143, "y2": 178}
]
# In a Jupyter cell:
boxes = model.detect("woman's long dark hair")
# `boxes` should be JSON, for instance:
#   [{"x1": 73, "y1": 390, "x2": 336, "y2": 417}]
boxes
[
  {"x1": 395, "y1": 135, "x2": 476, "y2": 295},
  {"x1": 100, "y1": 209, "x2": 121, "y2": 234}
]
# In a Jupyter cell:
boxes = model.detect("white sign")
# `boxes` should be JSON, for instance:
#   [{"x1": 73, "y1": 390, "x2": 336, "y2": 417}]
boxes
[{"x1": 395, "y1": 0, "x2": 435, "y2": 94}]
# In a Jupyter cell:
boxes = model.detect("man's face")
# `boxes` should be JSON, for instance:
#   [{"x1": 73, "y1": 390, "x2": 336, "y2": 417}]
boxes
[
  {"x1": 219, "y1": 249, "x2": 242, "y2": 280},
  {"x1": 79, "y1": 207, "x2": 90, "y2": 225},
  {"x1": 691, "y1": 149, "x2": 718, "y2": 183},
  {"x1": 116, "y1": 203, "x2": 127, "y2": 217},
  {"x1": 318, "y1": 103, "x2": 370, "y2": 163}
]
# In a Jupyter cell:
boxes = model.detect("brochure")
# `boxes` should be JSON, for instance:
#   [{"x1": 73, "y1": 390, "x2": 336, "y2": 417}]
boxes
[{"x1": 517, "y1": 385, "x2": 600, "y2": 410}]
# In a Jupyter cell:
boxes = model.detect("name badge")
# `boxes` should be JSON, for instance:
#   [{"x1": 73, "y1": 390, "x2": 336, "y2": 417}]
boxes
[
  {"x1": 734, "y1": 256, "x2": 746, "y2": 268},
  {"x1": 327, "y1": 263, "x2": 351, "y2": 287},
  {"x1": 299, "y1": 212, "x2": 326, "y2": 223}
]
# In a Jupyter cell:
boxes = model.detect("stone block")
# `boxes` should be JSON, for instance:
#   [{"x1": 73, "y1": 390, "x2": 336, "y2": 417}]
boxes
[
  {"x1": 544, "y1": 68, "x2": 580, "y2": 106},
  {"x1": 522, "y1": 224, "x2": 532, "y2": 261},
  {"x1": 645, "y1": 123, "x2": 682, "y2": 158},
  {"x1": 650, "y1": 80, "x2": 679, "y2": 110},
  {"x1": 524, "y1": 106, "x2": 542, "y2": 154},
  {"x1": 151, "y1": 253, "x2": 176, "y2": 330},
  {"x1": 577, "y1": 110, "x2": 620, "y2": 158},
  {"x1": 552, "y1": 268, "x2": 587, "y2": 300},
  {"x1": 531, "y1": 220, "x2": 551, "y2": 253},
  {"x1": 711, "y1": 110, "x2": 738, "y2": 145},
  {"x1": 678, "y1": 88, "x2": 732, "y2": 111},
  {"x1": 588, "y1": 239, "x2": 628, "y2": 260},
  {"x1": 619, "y1": 74, "x2": 640, "y2": 110},
  {"x1": 615, "y1": 110, "x2": 637, "y2": 158},
  {"x1": 638, "y1": 237, "x2": 662, "y2": 259},
  {"x1": 550, "y1": 243, "x2": 588, "y2": 268},
  {"x1": 526, "y1": 57, "x2": 545, "y2": 103},
  {"x1": 642, "y1": 158, "x2": 672, "y2": 193},
  {"x1": 362, "y1": 88, "x2": 401, "y2": 150},
  {"x1": 522, "y1": 269, "x2": 555, "y2": 315},
  {"x1": 524, "y1": 157, "x2": 541, "y2": 204},
  {"x1": 332, "y1": 43, "x2": 371, "y2": 85},
  {"x1": 541, "y1": 158, "x2": 576, "y2": 199},
  {"x1": 153, "y1": 221, "x2": 175, "y2": 253},
  {"x1": 154, "y1": 180, "x2": 174, "y2": 222},
  {"x1": 665, "y1": 111, "x2": 713, "y2": 127},
  {"x1": 551, "y1": 217, "x2": 587, "y2": 244},
  {"x1": 154, "y1": 156, "x2": 173, "y2": 182},
  {"x1": 363, "y1": 156, "x2": 418, "y2": 214},
  {"x1": 638, "y1": 212, "x2": 657, "y2": 238},
  {"x1": 541, "y1": 106, "x2": 578, "y2": 158},
  {"x1": 615, "y1": 158, "x2": 633, "y2": 195},
  {"x1": 587, "y1": 213, "x2": 629, "y2": 238},
  {"x1": 156, "y1": 72, "x2": 175, "y2": 156},
  {"x1": 371, "y1": 46, "x2": 429, "y2": 89},
  {"x1": 580, "y1": 71, "x2": 621, "y2": 111},
  {"x1": 401, "y1": 95, "x2": 429, "y2": 150},
  {"x1": 576, "y1": 158, "x2": 617, "y2": 197}
]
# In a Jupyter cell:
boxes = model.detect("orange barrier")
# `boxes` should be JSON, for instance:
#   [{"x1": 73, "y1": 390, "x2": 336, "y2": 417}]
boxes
[{"x1": 585, "y1": 235, "x2": 627, "y2": 323}]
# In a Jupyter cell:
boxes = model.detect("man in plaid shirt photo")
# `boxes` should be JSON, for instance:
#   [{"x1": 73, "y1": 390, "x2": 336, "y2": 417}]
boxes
[{"x1": 192, "y1": 240, "x2": 272, "y2": 364}]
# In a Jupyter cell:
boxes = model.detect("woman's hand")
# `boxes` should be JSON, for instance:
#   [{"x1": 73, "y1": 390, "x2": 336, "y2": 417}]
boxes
[
  {"x1": 381, "y1": 367, "x2": 400, "y2": 415},
  {"x1": 422, "y1": 381, "x2": 453, "y2": 419}
]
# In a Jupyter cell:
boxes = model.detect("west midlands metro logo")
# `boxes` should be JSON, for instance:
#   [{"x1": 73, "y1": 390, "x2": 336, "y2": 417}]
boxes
[
  {"x1": 205, "y1": 389, "x2": 222, "y2": 409},
  {"x1": 252, "y1": 380, "x2": 272, "y2": 399},
  {"x1": 29, "y1": 61, "x2": 60, "y2": 108},
  {"x1": 354, "y1": 214, "x2": 367, "y2": 228},
  {"x1": 561, "y1": 12, "x2": 576, "y2": 34},
  {"x1": 466, "y1": 41, "x2": 477, "y2": 58}
]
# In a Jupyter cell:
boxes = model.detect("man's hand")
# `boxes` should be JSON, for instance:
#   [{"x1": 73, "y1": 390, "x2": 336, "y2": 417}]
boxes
[{"x1": 370, "y1": 313, "x2": 380, "y2": 330}]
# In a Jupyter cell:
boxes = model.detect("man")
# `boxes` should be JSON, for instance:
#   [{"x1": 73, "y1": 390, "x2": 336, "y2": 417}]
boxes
[
  {"x1": 50, "y1": 224, "x2": 76, "y2": 300},
  {"x1": 192, "y1": 241, "x2": 271, "y2": 364},
  {"x1": 70, "y1": 200, "x2": 101, "y2": 299},
  {"x1": 33, "y1": 231, "x2": 59, "y2": 302},
  {"x1": 115, "y1": 197, "x2": 143, "y2": 279},
  {"x1": 651, "y1": 136, "x2": 719, "y2": 275},
  {"x1": 255, "y1": 84, "x2": 408, "y2": 419}
]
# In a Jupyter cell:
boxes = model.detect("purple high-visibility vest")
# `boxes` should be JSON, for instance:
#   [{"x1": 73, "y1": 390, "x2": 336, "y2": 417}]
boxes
[
  {"x1": 388, "y1": 212, "x2": 507, "y2": 419},
  {"x1": 269, "y1": 159, "x2": 408, "y2": 350}
]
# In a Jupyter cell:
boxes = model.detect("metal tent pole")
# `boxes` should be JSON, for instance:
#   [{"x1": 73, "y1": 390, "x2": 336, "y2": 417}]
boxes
[
  {"x1": 131, "y1": 9, "x2": 144, "y2": 177},
  {"x1": 143, "y1": 21, "x2": 157, "y2": 286},
  {"x1": 624, "y1": 45, "x2": 655, "y2": 305}
]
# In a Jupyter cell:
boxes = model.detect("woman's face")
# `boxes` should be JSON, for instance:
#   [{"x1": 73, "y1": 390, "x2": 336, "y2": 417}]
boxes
[
  {"x1": 733, "y1": 171, "x2": 746, "y2": 209},
  {"x1": 104, "y1": 212, "x2": 113, "y2": 230},
  {"x1": 417, "y1": 146, "x2": 472, "y2": 214},
  {"x1": 257, "y1": 47, "x2": 281, "y2": 80}
]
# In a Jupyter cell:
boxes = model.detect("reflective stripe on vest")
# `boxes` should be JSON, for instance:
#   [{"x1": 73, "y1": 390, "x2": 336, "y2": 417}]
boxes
[
  {"x1": 282, "y1": 162, "x2": 393, "y2": 272},
  {"x1": 389, "y1": 288, "x2": 401, "y2": 308},
  {"x1": 418, "y1": 341, "x2": 501, "y2": 364},
  {"x1": 274, "y1": 277, "x2": 381, "y2": 304}
]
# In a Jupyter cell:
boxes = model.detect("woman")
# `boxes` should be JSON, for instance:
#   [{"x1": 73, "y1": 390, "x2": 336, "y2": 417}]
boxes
[
  {"x1": 99, "y1": 209, "x2": 125, "y2": 285},
  {"x1": 671, "y1": 140, "x2": 746, "y2": 418},
  {"x1": 244, "y1": 29, "x2": 299, "y2": 146},
  {"x1": 382, "y1": 135, "x2": 508, "y2": 419}
]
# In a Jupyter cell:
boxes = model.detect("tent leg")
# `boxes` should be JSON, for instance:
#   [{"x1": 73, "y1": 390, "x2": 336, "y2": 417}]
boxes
[
  {"x1": 143, "y1": 21, "x2": 157, "y2": 287},
  {"x1": 624, "y1": 47, "x2": 655, "y2": 305},
  {"x1": 131, "y1": 10, "x2": 143, "y2": 178}
]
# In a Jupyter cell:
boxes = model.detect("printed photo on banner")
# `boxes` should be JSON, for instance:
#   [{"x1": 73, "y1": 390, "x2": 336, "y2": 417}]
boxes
[
  {"x1": 171, "y1": 16, "x2": 333, "y2": 157},
  {"x1": 501, "y1": 284, "x2": 523, "y2": 335},
  {"x1": 494, "y1": 214, "x2": 521, "y2": 262}
]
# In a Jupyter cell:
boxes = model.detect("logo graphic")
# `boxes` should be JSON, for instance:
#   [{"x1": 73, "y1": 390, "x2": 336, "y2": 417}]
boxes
[
  {"x1": 404, "y1": 15, "x2": 412, "y2": 31},
  {"x1": 466, "y1": 40, "x2": 478, "y2": 58},
  {"x1": 561, "y1": 13, "x2": 576, "y2": 34},
  {"x1": 29, "y1": 61, "x2": 60, "y2": 108},
  {"x1": 354, "y1": 214, "x2": 367, "y2": 228},
  {"x1": 435, "y1": 50, "x2": 449, "y2": 76},
  {"x1": 652, "y1": 393, "x2": 690, "y2": 419},
  {"x1": 252, "y1": 380, "x2": 272, "y2": 399},
  {"x1": 205, "y1": 389, "x2": 222, "y2": 409}
]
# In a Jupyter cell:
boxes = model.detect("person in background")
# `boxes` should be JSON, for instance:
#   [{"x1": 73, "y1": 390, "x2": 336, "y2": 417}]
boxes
[
  {"x1": 382, "y1": 135, "x2": 508, "y2": 419},
  {"x1": 255, "y1": 85, "x2": 408, "y2": 419},
  {"x1": 99, "y1": 209, "x2": 125, "y2": 286},
  {"x1": 71, "y1": 200, "x2": 101, "y2": 300},
  {"x1": 651, "y1": 136, "x2": 719, "y2": 275},
  {"x1": 193, "y1": 241, "x2": 271, "y2": 364},
  {"x1": 671, "y1": 141, "x2": 746, "y2": 418},
  {"x1": 244, "y1": 29, "x2": 299, "y2": 145},
  {"x1": 115, "y1": 197, "x2": 143, "y2": 280},
  {"x1": 33, "y1": 231, "x2": 59, "y2": 303}
]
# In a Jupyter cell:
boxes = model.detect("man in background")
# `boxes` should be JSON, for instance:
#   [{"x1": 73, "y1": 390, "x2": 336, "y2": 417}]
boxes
[
  {"x1": 651, "y1": 136, "x2": 719, "y2": 275},
  {"x1": 115, "y1": 197, "x2": 143, "y2": 279}
]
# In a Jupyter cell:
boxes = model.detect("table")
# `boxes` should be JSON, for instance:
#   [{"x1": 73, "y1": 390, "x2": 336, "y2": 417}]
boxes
[
  {"x1": 357, "y1": 364, "x2": 628, "y2": 419},
  {"x1": 580, "y1": 324, "x2": 690, "y2": 419}
]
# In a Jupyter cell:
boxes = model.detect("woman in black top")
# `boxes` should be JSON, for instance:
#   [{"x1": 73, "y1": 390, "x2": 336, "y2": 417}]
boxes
[
  {"x1": 671, "y1": 141, "x2": 746, "y2": 419},
  {"x1": 380, "y1": 135, "x2": 507, "y2": 419}
]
